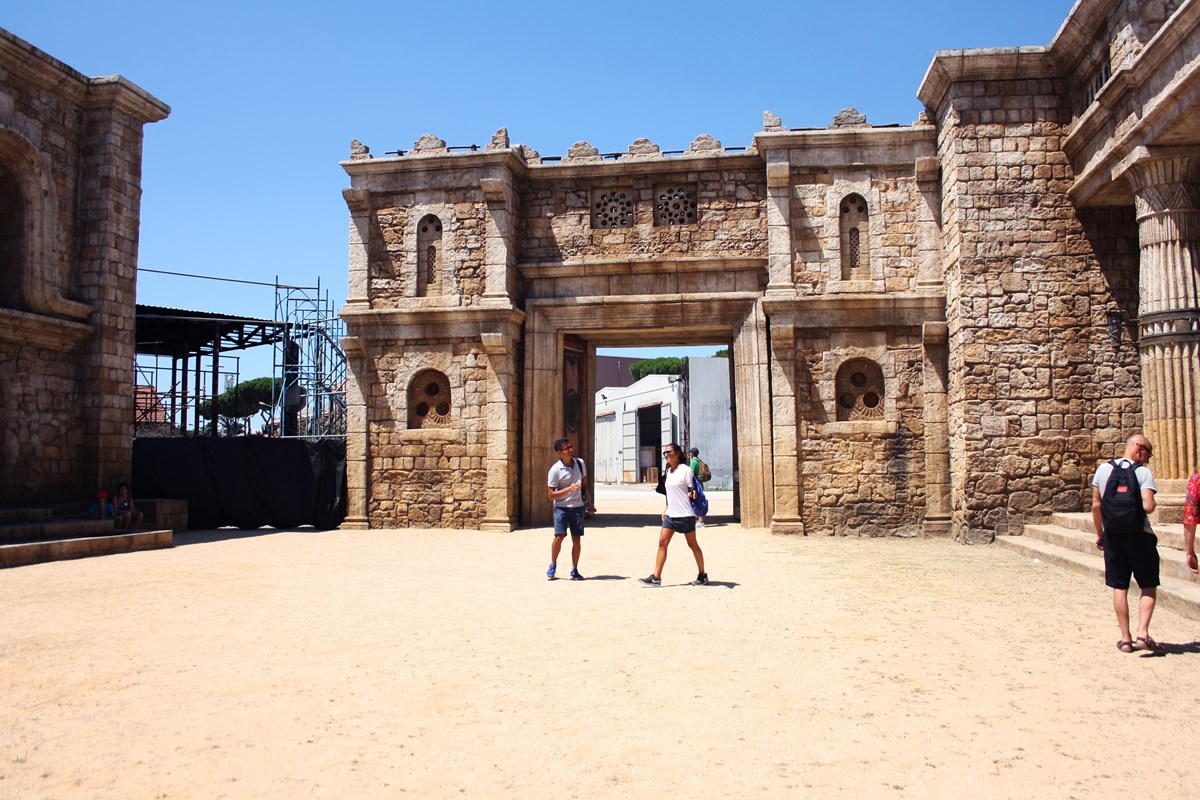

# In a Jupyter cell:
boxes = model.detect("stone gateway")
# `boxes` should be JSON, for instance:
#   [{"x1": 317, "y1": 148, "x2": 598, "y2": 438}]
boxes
[{"x1": 339, "y1": 0, "x2": 1199, "y2": 542}]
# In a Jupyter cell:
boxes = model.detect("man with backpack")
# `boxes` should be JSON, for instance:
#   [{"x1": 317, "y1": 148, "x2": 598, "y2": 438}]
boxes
[{"x1": 1091, "y1": 434, "x2": 1161, "y2": 654}]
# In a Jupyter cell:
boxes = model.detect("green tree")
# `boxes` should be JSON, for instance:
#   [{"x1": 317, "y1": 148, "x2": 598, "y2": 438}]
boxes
[
  {"x1": 197, "y1": 377, "x2": 277, "y2": 435},
  {"x1": 629, "y1": 357, "x2": 683, "y2": 381},
  {"x1": 713, "y1": 348, "x2": 730, "y2": 358}
]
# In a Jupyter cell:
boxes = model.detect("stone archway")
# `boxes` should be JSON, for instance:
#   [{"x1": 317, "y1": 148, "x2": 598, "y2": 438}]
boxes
[{"x1": 518, "y1": 284, "x2": 772, "y2": 528}]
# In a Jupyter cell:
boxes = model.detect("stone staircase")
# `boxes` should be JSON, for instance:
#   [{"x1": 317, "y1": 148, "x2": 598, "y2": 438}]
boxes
[
  {"x1": 997, "y1": 500, "x2": 1200, "y2": 622},
  {"x1": 0, "y1": 506, "x2": 173, "y2": 568}
]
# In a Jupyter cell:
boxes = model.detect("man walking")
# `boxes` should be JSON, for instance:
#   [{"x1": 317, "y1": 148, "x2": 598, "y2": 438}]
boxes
[
  {"x1": 1091, "y1": 434, "x2": 1162, "y2": 653},
  {"x1": 546, "y1": 437, "x2": 590, "y2": 581}
]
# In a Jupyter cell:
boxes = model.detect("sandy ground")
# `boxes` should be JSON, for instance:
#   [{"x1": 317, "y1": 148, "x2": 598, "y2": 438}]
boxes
[{"x1": 2, "y1": 483, "x2": 1199, "y2": 799}]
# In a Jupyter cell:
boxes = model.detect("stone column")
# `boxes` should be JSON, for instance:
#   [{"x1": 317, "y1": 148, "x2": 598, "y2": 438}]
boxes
[
  {"x1": 732, "y1": 301, "x2": 773, "y2": 528},
  {"x1": 1123, "y1": 152, "x2": 1200, "y2": 479},
  {"x1": 922, "y1": 322, "x2": 952, "y2": 535},
  {"x1": 520, "y1": 303, "x2": 560, "y2": 526},
  {"x1": 343, "y1": 189, "x2": 371, "y2": 311},
  {"x1": 480, "y1": 174, "x2": 515, "y2": 304},
  {"x1": 480, "y1": 331, "x2": 516, "y2": 531},
  {"x1": 765, "y1": 157, "x2": 793, "y2": 292},
  {"x1": 768, "y1": 318, "x2": 802, "y2": 533},
  {"x1": 339, "y1": 335, "x2": 370, "y2": 529}
]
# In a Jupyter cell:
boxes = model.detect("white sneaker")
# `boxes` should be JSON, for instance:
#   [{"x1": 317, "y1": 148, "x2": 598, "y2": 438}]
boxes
[{"x1": 696, "y1": 519, "x2": 705, "y2": 528}]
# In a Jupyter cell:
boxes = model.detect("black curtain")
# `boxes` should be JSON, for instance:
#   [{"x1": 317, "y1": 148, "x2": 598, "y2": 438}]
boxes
[{"x1": 133, "y1": 438, "x2": 346, "y2": 530}]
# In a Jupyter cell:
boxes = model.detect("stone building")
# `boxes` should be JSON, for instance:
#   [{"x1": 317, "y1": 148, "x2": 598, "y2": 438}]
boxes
[
  {"x1": 0, "y1": 29, "x2": 169, "y2": 504},
  {"x1": 340, "y1": 0, "x2": 1199, "y2": 542}
]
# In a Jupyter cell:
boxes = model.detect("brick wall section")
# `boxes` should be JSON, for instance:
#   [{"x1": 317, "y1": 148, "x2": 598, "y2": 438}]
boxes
[{"x1": 935, "y1": 78, "x2": 1141, "y2": 542}]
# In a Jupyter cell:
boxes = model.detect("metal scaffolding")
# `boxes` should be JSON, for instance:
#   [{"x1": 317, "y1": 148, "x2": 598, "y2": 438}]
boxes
[
  {"x1": 272, "y1": 277, "x2": 347, "y2": 438},
  {"x1": 133, "y1": 268, "x2": 346, "y2": 439}
]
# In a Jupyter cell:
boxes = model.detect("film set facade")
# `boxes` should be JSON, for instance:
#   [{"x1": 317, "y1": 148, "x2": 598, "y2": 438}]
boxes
[{"x1": 340, "y1": 0, "x2": 1200, "y2": 541}]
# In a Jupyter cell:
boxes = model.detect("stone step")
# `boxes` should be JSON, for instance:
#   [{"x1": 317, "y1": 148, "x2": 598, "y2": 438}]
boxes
[
  {"x1": 997, "y1": 531, "x2": 1200, "y2": 622},
  {"x1": 1046, "y1": 512, "x2": 1188, "y2": 550},
  {"x1": 0, "y1": 518, "x2": 116, "y2": 544},
  {"x1": 0, "y1": 529, "x2": 174, "y2": 569},
  {"x1": 0, "y1": 507, "x2": 53, "y2": 525},
  {"x1": 1025, "y1": 523, "x2": 1197, "y2": 583}
]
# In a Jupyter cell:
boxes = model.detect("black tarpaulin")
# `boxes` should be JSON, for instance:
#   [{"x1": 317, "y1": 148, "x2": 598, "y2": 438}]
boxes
[{"x1": 133, "y1": 438, "x2": 346, "y2": 530}]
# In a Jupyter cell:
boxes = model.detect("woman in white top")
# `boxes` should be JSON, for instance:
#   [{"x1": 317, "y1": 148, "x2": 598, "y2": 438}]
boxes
[{"x1": 639, "y1": 443, "x2": 708, "y2": 586}]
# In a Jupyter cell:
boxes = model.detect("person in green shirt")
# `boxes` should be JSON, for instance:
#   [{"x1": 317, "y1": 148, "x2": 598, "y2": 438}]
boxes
[{"x1": 688, "y1": 447, "x2": 706, "y2": 528}]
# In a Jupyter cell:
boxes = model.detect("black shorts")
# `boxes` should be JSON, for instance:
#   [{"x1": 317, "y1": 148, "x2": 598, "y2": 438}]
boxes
[{"x1": 1101, "y1": 533, "x2": 1160, "y2": 590}]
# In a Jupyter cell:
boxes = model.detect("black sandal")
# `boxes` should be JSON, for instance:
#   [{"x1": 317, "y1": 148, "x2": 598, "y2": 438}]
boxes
[{"x1": 1117, "y1": 640, "x2": 1134, "y2": 653}]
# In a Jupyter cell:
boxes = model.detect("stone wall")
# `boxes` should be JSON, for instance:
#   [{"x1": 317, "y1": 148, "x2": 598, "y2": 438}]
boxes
[
  {"x1": 790, "y1": 170, "x2": 926, "y2": 293},
  {"x1": 519, "y1": 162, "x2": 767, "y2": 265},
  {"x1": 0, "y1": 338, "x2": 85, "y2": 501},
  {"x1": 368, "y1": 192, "x2": 488, "y2": 306},
  {"x1": 0, "y1": 29, "x2": 168, "y2": 505},
  {"x1": 933, "y1": 75, "x2": 1141, "y2": 541},
  {"x1": 363, "y1": 340, "x2": 493, "y2": 529},
  {"x1": 795, "y1": 332, "x2": 929, "y2": 536}
]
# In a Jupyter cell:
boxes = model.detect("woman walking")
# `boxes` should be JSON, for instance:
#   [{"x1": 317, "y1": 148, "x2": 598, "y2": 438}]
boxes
[{"x1": 639, "y1": 443, "x2": 708, "y2": 586}]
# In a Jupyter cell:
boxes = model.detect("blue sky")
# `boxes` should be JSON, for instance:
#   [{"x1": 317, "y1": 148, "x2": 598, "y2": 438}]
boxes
[{"x1": 6, "y1": 0, "x2": 1074, "y2": 370}]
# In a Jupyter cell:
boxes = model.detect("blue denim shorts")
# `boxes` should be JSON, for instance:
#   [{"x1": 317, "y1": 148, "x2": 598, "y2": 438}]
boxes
[
  {"x1": 663, "y1": 515, "x2": 697, "y2": 533},
  {"x1": 553, "y1": 506, "x2": 586, "y2": 537}
]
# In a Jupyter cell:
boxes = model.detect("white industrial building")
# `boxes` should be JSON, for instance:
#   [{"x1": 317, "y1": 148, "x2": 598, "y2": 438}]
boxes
[{"x1": 593, "y1": 357, "x2": 732, "y2": 490}]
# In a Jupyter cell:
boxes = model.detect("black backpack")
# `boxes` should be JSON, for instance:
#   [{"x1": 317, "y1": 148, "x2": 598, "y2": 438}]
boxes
[{"x1": 1100, "y1": 460, "x2": 1146, "y2": 535}]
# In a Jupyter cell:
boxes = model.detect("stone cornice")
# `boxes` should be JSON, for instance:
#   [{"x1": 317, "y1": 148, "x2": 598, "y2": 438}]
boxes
[
  {"x1": 0, "y1": 28, "x2": 169, "y2": 124},
  {"x1": 340, "y1": 304, "x2": 526, "y2": 341},
  {"x1": 755, "y1": 125, "x2": 937, "y2": 169},
  {"x1": 0, "y1": 27, "x2": 90, "y2": 103},
  {"x1": 0, "y1": 306, "x2": 92, "y2": 350},
  {"x1": 341, "y1": 149, "x2": 528, "y2": 178},
  {"x1": 517, "y1": 255, "x2": 765, "y2": 281},
  {"x1": 761, "y1": 292, "x2": 946, "y2": 329},
  {"x1": 342, "y1": 147, "x2": 764, "y2": 182},
  {"x1": 917, "y1": 47, "x2": 1058, "y2": 112},
  {"x1": 1045, "y1": 0, "x2": 1122, "y2": 76},
  {"x1": 1065, "y1": 0, "x2": 1200, "y2": 204},
  {"x1": 84, "y1": 76, "x2": 171, "y2": 124},
  {"x1": 525, "y1": 151, "x2": 762, "y2": 180}
]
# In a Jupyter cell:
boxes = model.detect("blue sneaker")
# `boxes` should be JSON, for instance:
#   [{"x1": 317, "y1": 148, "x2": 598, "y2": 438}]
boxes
[
  {"x1": 570, "y1": 568, "x2": 583, "y2": 581},
  {"x1": 546, "y1": 563, "x2": 556, "y2": 580}
]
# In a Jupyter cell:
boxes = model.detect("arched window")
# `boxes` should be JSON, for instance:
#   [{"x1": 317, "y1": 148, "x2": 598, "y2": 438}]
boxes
[
  {"x1": 408, "y1": 369, "x2": 452, "y2": 429},
  {"x1": 0, "y1": 161, "x2": 24, "y2": 310},
  {"x1": 839, "y1": 193, "x2": 870, "y2": 280},
  {"x1": 835, "y1": 358, "x2": 885, "y2": 421},
  {"x1": 416, "y1": 215, "x2": 443, "y2": 296}
]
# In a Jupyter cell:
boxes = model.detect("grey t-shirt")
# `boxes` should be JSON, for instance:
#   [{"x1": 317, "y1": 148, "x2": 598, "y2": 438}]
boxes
[{"x1": 548, "y1": 458, "x2": 586, "y2": 509}]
